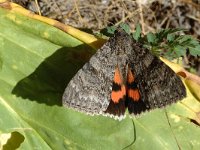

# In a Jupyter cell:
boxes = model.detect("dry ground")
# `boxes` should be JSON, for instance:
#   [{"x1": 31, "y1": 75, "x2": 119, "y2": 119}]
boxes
[{"x1": 11, "y1": 0, "x2": 200, "y2": 74}]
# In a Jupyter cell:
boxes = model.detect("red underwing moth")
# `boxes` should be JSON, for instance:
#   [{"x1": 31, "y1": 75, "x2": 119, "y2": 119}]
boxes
[{"x1": 62, "y1": 27, "x2": 186, "y2": 120}]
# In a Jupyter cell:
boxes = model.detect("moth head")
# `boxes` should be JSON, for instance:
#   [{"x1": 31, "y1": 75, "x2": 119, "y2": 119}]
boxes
[
  {"x1": 114, "y1": 27, "x2": 130, "y2": 40},
  {"x1": 112, "y1": 27, "x2": 133, "y2": 54}
]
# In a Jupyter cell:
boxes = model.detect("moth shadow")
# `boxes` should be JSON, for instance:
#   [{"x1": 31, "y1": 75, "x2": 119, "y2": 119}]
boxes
[{"x1": 12, "y1": 45, "x2": 94, "y2": 106}]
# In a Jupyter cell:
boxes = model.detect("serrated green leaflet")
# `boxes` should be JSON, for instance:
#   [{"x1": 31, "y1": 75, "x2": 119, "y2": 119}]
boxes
[
  {"x1": 167, "y1": 33, "x2": 175, "y2": 42},
  {"x1": 147, "y1": 32, "x2": 156, "y2": 44},
  {"x1": 119, "y1": 23, "x2": 130, "y2": 34},
  {"x1": 0, "y1": 7, "x2": 200, "y2": 150},
  {"x1": 132, "y1": 24, "x2": 141, "y2": 41}
]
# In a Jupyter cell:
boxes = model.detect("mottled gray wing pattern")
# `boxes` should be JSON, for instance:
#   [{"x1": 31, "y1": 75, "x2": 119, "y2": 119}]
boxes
[
  {"x1": 62, "y1": 28, "x2": 186, "y2": 119},
  {"x1": 126, "y1": 41, "x2": 186, "y2": 115},
  {"x1": 137, "y1": 57, "x2": 186, "y2": 109},
  {"x1": 62, "y1": 39, "x2": 117, "y2": 115}
]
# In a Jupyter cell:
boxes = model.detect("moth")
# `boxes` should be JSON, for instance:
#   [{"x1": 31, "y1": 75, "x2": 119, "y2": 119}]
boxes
[{"x1": 62, "y1": 27, "x2": 186, "y2": 120}]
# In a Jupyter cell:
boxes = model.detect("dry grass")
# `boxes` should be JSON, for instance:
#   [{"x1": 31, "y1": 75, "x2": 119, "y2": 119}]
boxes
[
  {"x1": 11, "y1": 0, "x2": 200, "y2": 39},
  {"x1": 10, "y1": 0, "x2": 200, "y2": 74}
]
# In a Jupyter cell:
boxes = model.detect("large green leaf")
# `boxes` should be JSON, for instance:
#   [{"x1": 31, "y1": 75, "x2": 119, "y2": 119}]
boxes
[{"x1": 0, "y1": 5, "x2": 200, "y2": 150}]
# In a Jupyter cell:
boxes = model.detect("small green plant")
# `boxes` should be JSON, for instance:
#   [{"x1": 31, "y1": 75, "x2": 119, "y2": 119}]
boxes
[{"x1": 101, "y1": 24, "x2": 200, "y2": 60}]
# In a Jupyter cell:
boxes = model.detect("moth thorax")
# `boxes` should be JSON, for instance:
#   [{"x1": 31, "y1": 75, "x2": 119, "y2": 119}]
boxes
[{"x1": 117, "y1": 63, "x2": 128, "y2": 84}]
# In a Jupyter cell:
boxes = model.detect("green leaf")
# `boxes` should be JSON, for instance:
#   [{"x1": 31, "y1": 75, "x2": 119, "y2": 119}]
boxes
[
  {"x1": 156, "y1": 28, "x2": 185, "y2": 42},
  {"x1": 100, "y1": 26, "x2": 116, "y2": 37},
  {"x1": 167, "y1": 33, "x2": 175, "y2": 42},
  {"x1": 0, "y1": 53, "x2": 2, "y2": 71},
  {"x1": 147, "y1": 32, "x2": 156, "y2": 44},
  {"x1": 174, "y1": 45, "x2": 186, "y2": 57},
  {"x1": 100, "y1": 23, "x2": 130, "y2": 37},
  {"x1": 132, "y1": 24, "x2": 141, "y2": 41},
  {"x1": 119, "y1": 23, "x2": 130, "y2": 34},
  {"x1": 1, "y1": 6, "x2": 200, "y2": 150},
  {"x1": 143, "y1": 28, "x2": 200, "y2": 59},
  {"x1": 189, "y1": 45, "x2": 200, "y2": 56}
]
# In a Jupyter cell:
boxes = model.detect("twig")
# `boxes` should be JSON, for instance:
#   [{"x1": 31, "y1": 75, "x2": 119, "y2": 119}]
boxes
[
  {"x1": 74, "y1": 0, "x2": 85, "y2": 26},
  {"x1": 34, "y1": 0, "x2": 41, "y2": 15},
  {"x1": 137, "y1": 0, "x2": 145, "y2": 34}
]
